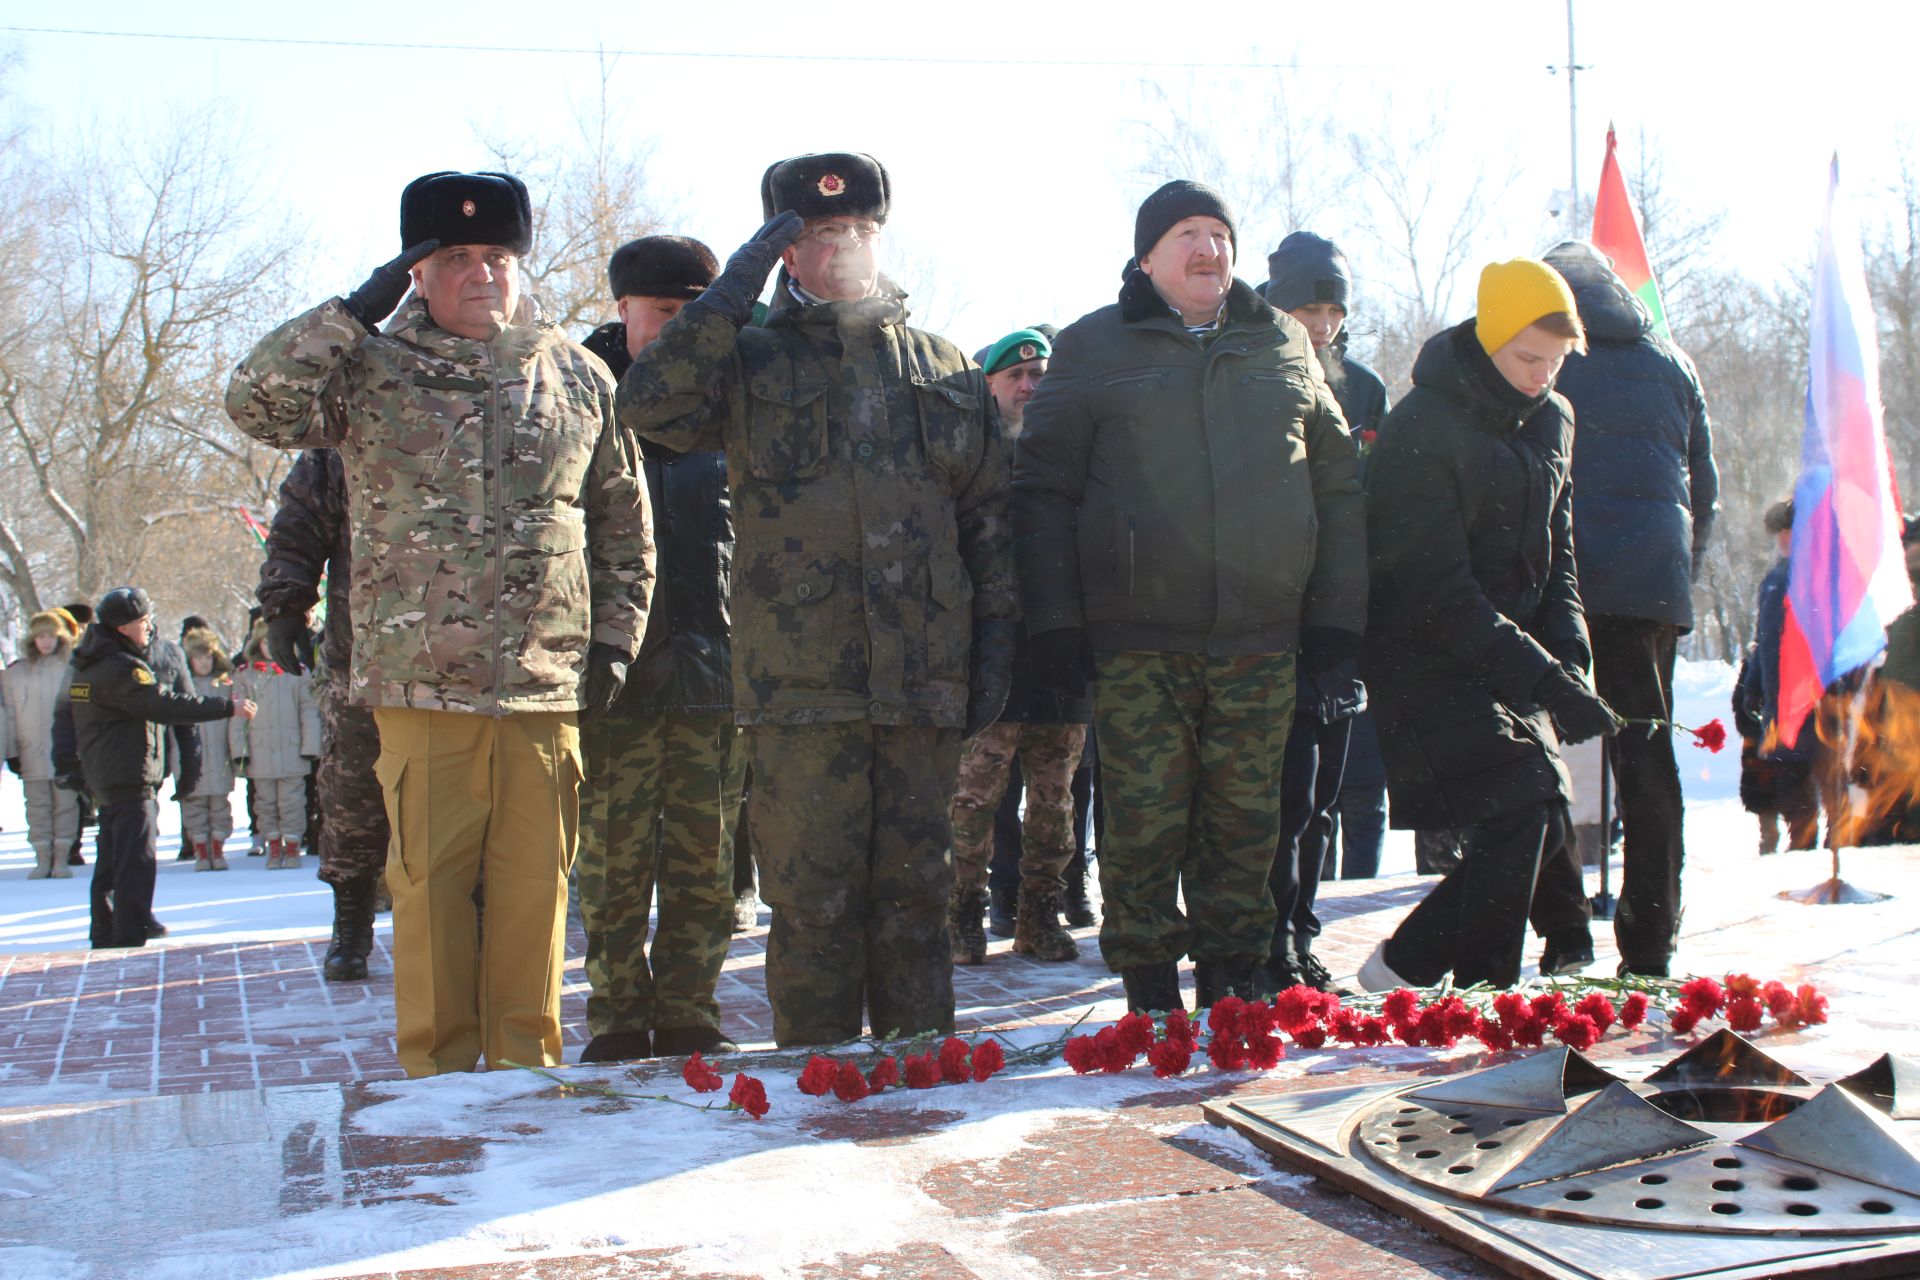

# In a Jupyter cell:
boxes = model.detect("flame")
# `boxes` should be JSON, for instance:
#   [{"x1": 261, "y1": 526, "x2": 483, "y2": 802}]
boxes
[{"x1": 1810, "y1": 674, "x2": 1920, "y2": 849}]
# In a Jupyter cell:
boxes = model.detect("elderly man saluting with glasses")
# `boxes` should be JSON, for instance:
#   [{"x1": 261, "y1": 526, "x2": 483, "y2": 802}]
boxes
[{"x1": 617, "y1": 151, "x2": 1017, "y2": 1049}]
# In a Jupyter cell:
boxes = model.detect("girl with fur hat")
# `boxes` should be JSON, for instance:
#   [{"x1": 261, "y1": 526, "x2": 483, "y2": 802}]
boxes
[
  {"x1": 2, "y1": 610, "x2": 83, "y2": 877},
  {"x1": 230, "y1": 618, "x2": 321, "y2": 869},
  {"x1": 181, "y1": 628, "x2": 242, "y2": 870}
]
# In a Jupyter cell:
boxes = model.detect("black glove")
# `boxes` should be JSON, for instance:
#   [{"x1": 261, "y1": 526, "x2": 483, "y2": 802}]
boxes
[
  {"x1": 265, "y1": 613, "x2": 310, "y2": 674},
  {"x1": 581, "y1": 642, "x2": 629, "y2": 720},
  {"x1": 1029, "y1": 627, "x2": 1095, "y2": 705},
  {"x1": 1532, "y1": 664, "x2": 1621, "y2": 745},
  {"x1": 342, "y1": 239, "x2": 441, "y2": 330},
  {"x1": 5, "y1": 757, "x2": 18, "y2": 777},
  {"x1": 55, "y1": 768, "x2": 85, "y2": 794},
  {"x1": 1296, "y1": 627, "x2": 1367, "y2": 724},
  {"x1": 964, "y1": 619, "x2": 1017, "y2": 738},
  {"x1": 699, "y1": 213, "x2": 805, "y2": 329}
]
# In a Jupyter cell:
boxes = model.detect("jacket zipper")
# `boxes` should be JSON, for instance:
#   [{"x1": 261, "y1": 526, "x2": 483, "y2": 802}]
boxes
[
  {"x1": 487, "y1": 348, "x2": 504, "y2": 715},
  {"x1": 1127, "y1": 515, "x2": 1137, "y2": 596}
]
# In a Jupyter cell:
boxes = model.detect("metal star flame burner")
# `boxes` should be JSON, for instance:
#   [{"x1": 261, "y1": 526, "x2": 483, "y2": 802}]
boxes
[{"x1": 1203, "y1": 1031, "x2": 1920, "y2": 1279}]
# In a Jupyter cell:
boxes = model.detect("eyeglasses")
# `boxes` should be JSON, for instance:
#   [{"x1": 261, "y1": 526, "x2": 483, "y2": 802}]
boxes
[{"x1": 801, "y1": 220, "x2": 883, "y2": 248}]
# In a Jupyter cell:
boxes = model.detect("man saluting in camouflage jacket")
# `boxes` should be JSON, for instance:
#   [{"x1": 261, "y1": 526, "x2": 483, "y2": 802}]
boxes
[
  {"x1": 618, "y1": 152, "x2": 1016, "y2": 1047},
  {"x1": 226, "y1": 171, "x2": 654, "y2": 1077}
]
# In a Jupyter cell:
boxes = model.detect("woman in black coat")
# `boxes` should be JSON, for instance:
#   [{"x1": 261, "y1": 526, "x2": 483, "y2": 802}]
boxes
[{"x1": 1357, "y1": 259, "x2": 1620, "y2": 990}]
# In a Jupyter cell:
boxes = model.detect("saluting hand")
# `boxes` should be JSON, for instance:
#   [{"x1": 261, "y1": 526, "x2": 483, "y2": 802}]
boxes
[{"x1": 342, "y1": 239, "x2": 441, "y2": 330}]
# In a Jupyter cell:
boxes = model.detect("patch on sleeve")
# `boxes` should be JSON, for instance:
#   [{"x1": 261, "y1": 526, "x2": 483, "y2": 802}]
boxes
[
  {"x1": 69, "y1": 683, "x2": 89, "y2": 701},
  {"x1": 133, "y1": 668, "x2": 155, "y2": 686}
]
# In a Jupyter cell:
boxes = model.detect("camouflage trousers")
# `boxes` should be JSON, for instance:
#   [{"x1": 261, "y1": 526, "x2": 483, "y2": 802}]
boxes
[
  {"x1": 747, "y1": 722, "x2": 962, "y2": 1047},
  {"x1": 578, "y1": 709, "x2": 746, "y2": 1038},
  {"x1": 317, "y1": 678, "x2": 391, "y2": 886},
  {"x1": 950, "y1": 721, "x2": 1088, "y2": 896},
  {"x1": 1093, "y1": 650, "x2": 1295, "y2": 970}
]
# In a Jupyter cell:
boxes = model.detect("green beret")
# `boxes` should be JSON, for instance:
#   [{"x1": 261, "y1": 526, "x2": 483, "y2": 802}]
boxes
[{"x1": 982, "y1": 328, "x2": 1052, "y2": 376}]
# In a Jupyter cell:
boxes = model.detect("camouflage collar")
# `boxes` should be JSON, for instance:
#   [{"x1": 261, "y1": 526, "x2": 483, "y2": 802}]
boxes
[{"x1": 383, "y1": 294, "x2": 556, "y2": 356}]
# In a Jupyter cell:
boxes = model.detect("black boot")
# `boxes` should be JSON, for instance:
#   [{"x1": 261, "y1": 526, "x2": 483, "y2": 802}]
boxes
[
  {"x1": 1539, "y1": 929, "x2": 1595, "y2": 976},
  {"x1": 1120, "y1": 961, "x2": 1182, "y2": 1015},
  {"x1": 987, "y1": 884, "x2": 1017, "y2": 939},
  {"x1": 653, "y1": 1025, "x2": 739, "y2": 1056},
  {"x1": 322, "y1": 875, "x2": 378, "y2": 982},
  {"x1": 580, "y1": 1030, "x2": 653, "y2": 1063},
  {"x1": 1193, "y1": 956, "x2": 1259, "y2": 1008},
  {"x1": 1254, "y1": 952, "x2": 1303, "y2": 999},
  {"x1": 1060, "y1": 859, "x2": 1096, "y2": 929}
]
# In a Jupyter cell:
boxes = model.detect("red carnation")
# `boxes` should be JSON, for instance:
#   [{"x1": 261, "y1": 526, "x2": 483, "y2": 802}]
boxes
[
  {"x1": 1247, "y1": 1032, "x2": 1286, "y2": 1070},
  {"x1": 1329, "y1": 1009, "x2": 1363, "y2": 1043},
  {"x1": 1164, "y1": 1008, "x2": 1198, "y2": 1049},
  {"x1": 867, "y1": 1055, "x2": 900, "y2": 1091},
  {"x1": 1063, "y1": 1034, "x2": 1101, "y2": 1075},
  {"x1": 1530, "y1": 991, "x2": 1570, "y2": 1024},
  {"x1": 1724, "y1": 972, "x2": 1762, "y2": 1001},
  {"x1": 798, "y1": 1054, "x2": 838, "y2": 1096},
  {"x1": 1115, "y1": 1012, "x2": 1158, "y2": 1057},
  {"x1": 1382, "y1": 988, "x2": 1420, "y2": 1029},
  {"x1": 971, "y1": 1039, "x2": 1006, "y2": 1082},
  {"x1": 1794, "y1": 984, "x2": 1828, "y2": 1026},
  {"x1": 1474, "y1": 1015, "x2": 1514, "y2": 1053},
  {"x1": 1493, "y1": 992, "x2": 1530, "y2": 1027},
  {"x1": 1359, "y1": 428, "x2": 1378, "y2": 446},
  {"x1": 1553, "y1": 1013, "x2": 1601, "y2": 1051},
  {"x1": 728, "y1": 1072, "x2": 770, "y2": 1119},
  {"x1": 1207, "y1": 995, "x2": 1247, "y2": 1037},
  {"x1": 1761, "y1": 981, "x2": 1797, "y2": 1020},
  {"x1": 1574, "y1": 992, "x2": 1617, "y2": 1034},
  {"x1": 682, "y1": 1052, "x2": 724, "y2": 1093},
  {"x1": 1679, "y1": 976, "x2": 1725, "y2": 1018},
  {"x1": 1669, "y1": 1008, "x2": 1700, "y2": 1036},
  {"x1": 903, "y1": 1052, "x2": 940, "y2": 1089},
  {"x1": 1358, "y1": 1016, "x2": 1391, "y2": 1047},
  {"x1": 938, "y1": 1036, "x2": 973, "y2": 1083},
  {"x1": 1207, "y1": 1034, "x2": 1250, "y2": 1072},
  {"x1": 1098, "y1": 1026, "x2": 1137, "y2": 1073},
  {"x1": 1293, "y1": 1025, "x2": 1329, "y2": 1050},
  {"x1": 832, "y1": 1059, "x2": 871, "y2": 1102},
  {"x1": 1619, "y1": 992, "x2": 1651, "y2": 1030},
  {"x1": 1726, "y1": 997, "x2": 1764, "y2": 1033},
  {"x1": 1690, "y1": 718, "x2": 1728, "y2": 753},
  {"x1": 1147, "y1": 1036, "x2": 1193, "y2": 1078}
]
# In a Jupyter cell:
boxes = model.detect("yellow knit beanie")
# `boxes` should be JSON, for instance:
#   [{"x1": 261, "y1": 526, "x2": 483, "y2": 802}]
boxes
[{"x1": 1475, "y1": 259, "x2": 1581, "y2": 355}]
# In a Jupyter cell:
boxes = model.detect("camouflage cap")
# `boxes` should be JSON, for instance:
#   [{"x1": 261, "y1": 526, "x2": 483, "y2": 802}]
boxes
[{"x1": 760, "y1": 153, "x2": 890, "y2": 224}]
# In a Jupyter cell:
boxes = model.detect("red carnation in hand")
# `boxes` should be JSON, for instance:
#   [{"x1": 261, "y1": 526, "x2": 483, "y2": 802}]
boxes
[
  {"x1": 1793, "y1": 984, "x2": 1828, "y2": 1026},
  {"x1": 1115, "y1": 1012, "x2": 1158, "y2": 1057},
  {"x1": 1147, "y1": 1036, "x2": 1193, "y2": 1078},
  {"x1": 1574, "y1": 992, "x2": 1617, "y2": 1034},
  {"x1": 1619, "y1": 992, "x2": 1651, "y2": 1031},
  {"x1": 971, "y1": 1039, "x2": 1006, "y2": 1082},
  {"x1": 938, "y1": 1036, "x2": 973, "y2": 1083},
  {"x1": 867, "y1": 1055, "x2": 900, "y2": 1091},
  {"x1": 1678, "y1": 977, "x2": 1726, "y2": 1019},
  {"x1": 728, "y1": 1072, "x2": 770, "y2": 1119},
  {"x1": 682, "y1": 1052, "x2": 724, "y2": 1093},
  {"x1": 1726, "y1": 996, "x2": 1764, "y2": 1033},
  {"x1": 903, "y1": 1052, "x2": 940, "y2": 1089},
  {"x1": 832, "y1": 1059, "x2": 871, "y2": 1102},
  {"x1": 1690, "y1": 718, "x2": 1728, "y2": 753},
  {"x1": 798, "y1": 1054, "x2": 838, "y2": 1097},
  {"x1": 1553, "y1": 1013, "x2": 1601, "y2": 1051}
]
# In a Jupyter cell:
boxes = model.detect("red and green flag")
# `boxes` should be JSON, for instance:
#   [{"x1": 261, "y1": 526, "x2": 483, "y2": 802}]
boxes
[{"x1": 1591, "y1": 126, "x2": 1669, "y2": 339}]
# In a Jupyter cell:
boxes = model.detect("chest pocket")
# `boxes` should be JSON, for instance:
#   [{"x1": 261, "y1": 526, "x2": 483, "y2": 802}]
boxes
[
  {"x1": 744, "y1": 370, "x2": 830, "y2": 483},
  {"x1": 912, "y1": 376, "x2": 982, "y2": 482},
  {"x1": 1239, "y1": 370, "x2": 1316, "y2": 458},
  {"x1": 513, "y1": 382, "x2": 602, "y2": 506}
]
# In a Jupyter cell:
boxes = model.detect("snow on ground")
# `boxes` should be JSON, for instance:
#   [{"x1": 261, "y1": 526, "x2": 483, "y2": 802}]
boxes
[{"x1": 0, "y1": 658, "x2": 1746, "y2": 954}]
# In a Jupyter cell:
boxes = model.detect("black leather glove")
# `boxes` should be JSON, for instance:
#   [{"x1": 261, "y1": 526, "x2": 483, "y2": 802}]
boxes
[
  {"x1": 700, "y1": 213, "x2": 805, "y2": 328},
  {"x1": 5, "y1": 757, "x2": 18, "y2": 776},
  {"x1": 1296, "y1": 627, "x2": 1367, "y2": 723},
  {"x1": 1029, "y1": 627, "x2": 1095, "y2": 705},
  {"x1": 581, "y1": 642, "x2": 629, "y2": 720},
  {"x1": 1532, "y1": 664, "x2": 1621, "y2": 745},
  {"x1": 265, "y1": 613, "x2": 310, "y2": 674},
  {"x1": 964, "y1": 619, "x2": 1017, "y2": 738},
  {"x1": 342, "y1": 239, "x2": 441, "y2": 330}
]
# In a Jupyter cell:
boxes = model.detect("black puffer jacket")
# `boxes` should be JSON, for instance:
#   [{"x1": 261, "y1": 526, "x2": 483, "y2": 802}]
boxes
[
  {"x1": 585, "y1": 322, "x2": 734, "y2": 713},
  {"x1": 61, "y1": 625, "x2": 237, "y2": 806},
  {"x1": 257, "y1": 448, "x2": 351, "y2": 672},
  {"x1": 1545, "y1": 246, "x2": 1717, "y2": 629},
  {"x1": 1363, "y1": 322, "x2": 1589, "y2": 829}
]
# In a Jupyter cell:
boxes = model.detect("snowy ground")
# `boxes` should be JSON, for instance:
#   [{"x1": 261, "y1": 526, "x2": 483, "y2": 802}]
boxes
[{"x1": 0, "y1": 659, "x2": 1745, "y2": 954}]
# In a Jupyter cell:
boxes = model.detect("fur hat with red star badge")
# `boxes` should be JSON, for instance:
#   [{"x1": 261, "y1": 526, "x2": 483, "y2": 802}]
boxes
[
  {"x1": 760, "y1": 152, "x2": 890, "y2": 224},
  {"x1": 399, "y1": 171, "x2": 534, "y2": 256}
]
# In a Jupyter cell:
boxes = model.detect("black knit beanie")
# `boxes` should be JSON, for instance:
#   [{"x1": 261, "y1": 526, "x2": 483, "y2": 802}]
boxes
[
  {"x1": 1264, "y1": 232, "x2": 1351, "y2": 312},
  {"x1": 1133, "y1": 180, "x2": 1236, "y2": 264}
]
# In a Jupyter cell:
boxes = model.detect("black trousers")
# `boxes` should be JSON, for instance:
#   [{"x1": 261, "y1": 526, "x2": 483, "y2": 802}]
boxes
[
  {"x1": 1591, "y1": 616, "x2": 1686, "y2": 968},
  {"x1": 1384, "y1": 799, "x2": 1572, "y2": 988},
  {"x1": 90, "y1": 794, "x2": 159, "y2": 949},
  {"x1": 1330, "y1": 709, "x2": 1387, "y2": 879},
  {"x1": 1267, "y1": 713, "x2": 1351, "y2": 959}
]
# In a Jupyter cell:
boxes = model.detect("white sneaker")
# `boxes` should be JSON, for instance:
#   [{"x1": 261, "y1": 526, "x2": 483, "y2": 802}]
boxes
[{"x1": 1356, "y1": 940, "x2": 1413, "y2": 993}]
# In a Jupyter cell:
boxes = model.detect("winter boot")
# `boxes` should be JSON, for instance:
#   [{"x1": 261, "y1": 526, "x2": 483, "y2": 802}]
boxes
[
  {"x1": 1254, "y1": 952, "x2": 1302, "y2": 1000},
  {"x1": 208, "y1": 839, "x2": 229, "y2": 871},
  {"x1": 1012, "y1": 883, "x2": 1078, "y2": 961},
  {"x1": 281, "y1": 838, "x2": 303, "y2": 867},
  {"x1": 28, "y1": 847, "x2": 52, "y2": 880},
  {"x1": 1538, "y1": 929, "x2": 1595, "y2": 977},
  {"x1": 987, "y1": 884, "x2": 1017, "y2": 939},
  {"x1": 579, "y1": 1030, "x2": 653, "y2": 1063},
  {"x1": 322, "y1": 875, "x2": 378, "y2": 982},
  {"x1": 950, "y1": 886, "x2": 988, "y2": 965},
  {"x1": 49, "y1": 847, "x2": 71, "y2": 878},
  {"x1": 654, "y1": 1025, "x2": 739, "y2": 1056},
  {"x1": 1193, "y1": 956, "x2": 1259, "y2": 1009},
  {"x1": 193, "y1": 842, "x2": 213, "y2": 873},
  {"x1": 262, "y1": 838, "x2": 282, "y2": 870},
  {"x1": 1060, "y1": 859, "x2": 1097, "y2": 929},
  {"x1": 1120, "y1": 961, "x2": 1182, "y2": 1015}
]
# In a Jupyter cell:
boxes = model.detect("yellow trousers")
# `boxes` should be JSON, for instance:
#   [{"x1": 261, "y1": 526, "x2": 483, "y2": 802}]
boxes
[{"x1": 373, "y1": 707, "x2": 582, "y2": 1077}]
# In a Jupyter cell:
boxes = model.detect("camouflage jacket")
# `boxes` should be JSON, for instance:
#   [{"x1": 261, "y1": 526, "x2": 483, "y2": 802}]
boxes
[
  {"x1": 225, "y1": 296, "x2": 654, "y2": 715},
  {"x1": 616, "y1": 272, "x2": 1015, "y2": 728}
]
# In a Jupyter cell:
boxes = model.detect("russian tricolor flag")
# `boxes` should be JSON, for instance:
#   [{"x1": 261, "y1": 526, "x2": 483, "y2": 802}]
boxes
[{"x1": 1778, "y1": 156, "x2": 1911, "y2": 747}]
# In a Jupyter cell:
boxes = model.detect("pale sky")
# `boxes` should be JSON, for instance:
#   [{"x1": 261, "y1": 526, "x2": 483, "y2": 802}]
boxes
[{"x1": 9, "y1": 0, "x2": 1917, "y2": 350}]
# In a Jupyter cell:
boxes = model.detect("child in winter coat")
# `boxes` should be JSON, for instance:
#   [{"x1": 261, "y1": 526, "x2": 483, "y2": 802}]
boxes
[
  {"x1": 181, "y1": 628, "x2": 242, "y2": 870},
  {"x1": 2, "y1": 610, "x2": 82, "y2": 878},
  {"x1": 230, "y1": 621, "x2": 321, "y2": 869}
]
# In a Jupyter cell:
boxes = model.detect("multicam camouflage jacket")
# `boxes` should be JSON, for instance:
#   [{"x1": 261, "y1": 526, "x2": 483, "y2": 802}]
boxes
[
  {"x1": 615, "y1": 273, "x2": 1015, "y2": 729},
  {"x1": 225, "y1": 296, "x2": 654, "y2": 716}
]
